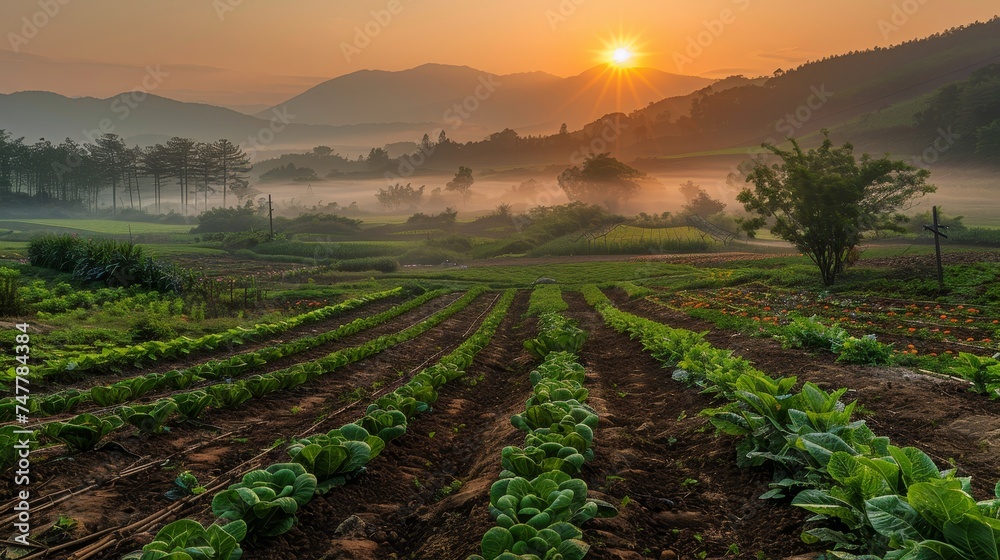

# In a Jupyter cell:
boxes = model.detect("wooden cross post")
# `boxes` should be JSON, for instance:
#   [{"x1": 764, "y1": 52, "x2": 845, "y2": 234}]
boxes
[
  {"x1": 922, "y1": 205, "x2": 948, "y2": 291},
  {"x1": 268, "y1": 194, "x2": 274, "y2": 240}
]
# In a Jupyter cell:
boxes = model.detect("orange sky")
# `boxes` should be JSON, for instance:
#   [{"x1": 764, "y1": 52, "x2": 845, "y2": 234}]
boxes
[{"x1": 2, "y1": 0, "x2": 997, "y2": 107}]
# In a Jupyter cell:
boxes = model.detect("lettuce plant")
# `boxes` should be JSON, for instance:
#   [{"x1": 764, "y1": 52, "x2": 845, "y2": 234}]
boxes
[
  {"x1": 211, "y1": 463, "x2": 317, "y2": 539},
  {"x1": 500, "y1": 445, "x2": 587, "y2": 479},
  {"x1": 469, "y1": 522, "x2": 589, "y2": 560},
  {"x1": 42, "y1": 413, "x2": 124, "y2": 451},
  {"x1": 523, "y1": 313, "x2": 587, "y2": 358},
  {"x1": 37, "y1": 389, "x2": 86, "y2": 416},
  {"x1": 286, "y1": 424, "x2": 384, "y2": 494},
  {"x1": 89, "y1": 385, "x2": 134, "y2": 407},
  {"x1": 118, "y1": 400, "x2": 178, "y2": 434},
  {"x1": 123, "y1": 519, "x2": 246, "y2": 560},
  {"x1": 488, "y1": 472, "x2": 615, "y2": 530},
  {"x1": 357, "y1": 408, "x2": 408, "y2": 443},
  {"x1": 510, "y1": 401, "x2": 598, "y2": 434},
  {"x1": 173, "y1": 391, "x2": 215, "y2": 420}
]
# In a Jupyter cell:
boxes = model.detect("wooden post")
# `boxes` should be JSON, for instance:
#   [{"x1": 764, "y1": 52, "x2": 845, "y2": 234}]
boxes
[
  {"x1": 268, "y1": 195, "x2": 274, "y2": 240},
  {"x1": 923, "y1": 205, "x2": 948, "y2": 291}
]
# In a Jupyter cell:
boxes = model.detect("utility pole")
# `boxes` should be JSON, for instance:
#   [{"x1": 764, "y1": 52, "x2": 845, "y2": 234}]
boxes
[
  {"x1": 268, "y1": 194, "x2": 274, "y2": 240},
  {"x1": 923, "y1": 205, "x2": 948, "y2": 291}
]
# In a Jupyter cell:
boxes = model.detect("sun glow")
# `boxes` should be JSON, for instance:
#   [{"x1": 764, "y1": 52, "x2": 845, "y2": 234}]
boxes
[
  {"x1": 611, "y1": 48, "x2": 634, "y2": 66},
  {"x1": 596, "y1": 31, "x2": 646, "y2": 70}
]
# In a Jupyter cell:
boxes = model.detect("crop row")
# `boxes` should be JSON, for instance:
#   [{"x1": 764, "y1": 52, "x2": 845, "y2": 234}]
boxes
[
  {"x1": 120, "y1": 289, "x2": 516, "y2": 560},
  {"x1": 7, "y1": 287, "x2": 403, "y2": 382},
  {"x1": 469, "y1": 303, "x2": 616, "y2": 560},
  {"x1": 666, "y1": 286, "x2": 999, "y2": 350},
  {"x1": 0, "y1": 288, "x2": 443, "y2": 424},
  {"x1": 582, "y1": 286, "x2": 1000, "y2": 560},
  {"x1": 0, "y1": 288, "x2": 481, "y2": 472}
]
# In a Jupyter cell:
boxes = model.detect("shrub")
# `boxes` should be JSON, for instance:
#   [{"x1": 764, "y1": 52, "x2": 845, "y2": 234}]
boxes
[
  {"x1": 129, "y1": 316, "x2": 177, "y2": 343},
  {"x1": 0, "y1": 267, "x2": 25, "y2": 316},
  {"x1": 335, "y1": 257, "x2": 399, "y2": 273}
]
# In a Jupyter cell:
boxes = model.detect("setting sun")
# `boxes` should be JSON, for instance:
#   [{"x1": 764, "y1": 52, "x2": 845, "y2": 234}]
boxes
[{"x1": 611, "y1": 48, "x2": 634, "y2": 66}]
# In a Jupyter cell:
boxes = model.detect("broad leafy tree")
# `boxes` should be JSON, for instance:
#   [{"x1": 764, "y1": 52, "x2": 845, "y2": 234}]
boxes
[
  {"x1": 445, "y1": 166, "x2": 475, "y2": 205},
  {"x1": 737, "y1": 135, "x2": 935, "y2": 285},
  {"x1": 557, "y1": 153, "x2": 644, "y2": 209}
]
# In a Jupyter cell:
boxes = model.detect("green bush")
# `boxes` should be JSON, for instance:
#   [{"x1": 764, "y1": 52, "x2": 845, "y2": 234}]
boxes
[
  {"x1": 334, "y1": 257, "x2": 399, "y2": 273},
  {"x1": 0, "y1": 267, "x2": 25, "y2": 316},
  {"x1": 129, "y1": 316, "x2": 177, "y2": 343}
]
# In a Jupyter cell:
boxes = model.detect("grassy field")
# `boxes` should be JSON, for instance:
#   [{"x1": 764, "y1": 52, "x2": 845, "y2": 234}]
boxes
[{"x1": 0, "y1": 219, "x2": 194, "y2": 235}]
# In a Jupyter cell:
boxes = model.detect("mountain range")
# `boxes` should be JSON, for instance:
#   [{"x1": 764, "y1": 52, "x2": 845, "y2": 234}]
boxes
[{"x1": 2, "y1": 17, "x2": 999, "y2": 161}]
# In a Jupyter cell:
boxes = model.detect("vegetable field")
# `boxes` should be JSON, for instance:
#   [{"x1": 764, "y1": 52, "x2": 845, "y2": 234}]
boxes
[{"x1": 3, "y1": 280, "x2": 1000, "y2": 560}]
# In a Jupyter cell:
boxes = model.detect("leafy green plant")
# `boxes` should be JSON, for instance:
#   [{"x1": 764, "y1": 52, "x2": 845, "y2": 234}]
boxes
[
  {"x1": 118, "y1": 400, "x2": 179, "y2": 434},
  {"x1": 211, "y1": 463, "x2": 317, "y2": 539},
  {"x1": 950, "y1": 352, "x2": 1000, "y2": 396},
  {"x1": 833, "y1": 335, "x2": 894, "y2": 366},
  {"x1": 37, "y1": 389, "x2": 86, "y2": 416},
  {"x1": 523, "y1": 313, "x2": 587, "y2": 358},
  {"x1": 89, "y1": 385, "x2": 134, "y2": 407},
  {"x1": 42, "y1": 414, "x2": 124, "y2": 451},
  {"x1": 173, "y1": 391, "x2": 215, "y2": 420},
  {"x1": 488, "y1": 471, "x2": 615, "y2": 530},
  {"x1": 122, "y1": 519, "x2": 246, "y2": 560},
  {"x1": 778, "y1": 315, "x2": 849, "y2": 350},
  {"x1": 469, "y1": 522, "x2": 589, "y2": 560},
  {"x1": 207, "y1": 383, "x2": 252, "y2": 409},
  {"x1": 286, "y1": 424, "x2": 384, "y2": 494}
]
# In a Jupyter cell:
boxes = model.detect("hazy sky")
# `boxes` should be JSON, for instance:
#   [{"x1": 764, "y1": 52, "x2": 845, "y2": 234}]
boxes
[{"x1": 2, "y1": 0, "x2": 997, "y2": 106}]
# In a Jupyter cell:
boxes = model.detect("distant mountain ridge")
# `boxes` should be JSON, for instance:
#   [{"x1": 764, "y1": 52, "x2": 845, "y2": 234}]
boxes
[{"x1": 258, "y1": 63, "x2": 714, "y2": 133}]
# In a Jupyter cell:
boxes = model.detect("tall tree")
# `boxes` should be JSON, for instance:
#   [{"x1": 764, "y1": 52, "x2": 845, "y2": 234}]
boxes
[
  {"x1": 737, "y1": 135, "x2": 935, "y2": 285},
  {"x1": 445, "y1": 166, "x2": 475, "y2": 205},
  {"x1": 212, "y1": 139, "x2": 252, "y2": 208},
  {"x1": 141, "y1": 144, "x2": 170, "y2": 213},
  {"x1": 91, "y1": 134, "x2": 128, "y2": 214},
  {"x1": 164, "y1": 137, "x2": 197, "y2": 215}
]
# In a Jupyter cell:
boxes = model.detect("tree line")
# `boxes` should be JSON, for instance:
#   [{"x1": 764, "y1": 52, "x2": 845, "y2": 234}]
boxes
[{"x1": 0, "y1": 130, "x2": 252, "y2": 215}]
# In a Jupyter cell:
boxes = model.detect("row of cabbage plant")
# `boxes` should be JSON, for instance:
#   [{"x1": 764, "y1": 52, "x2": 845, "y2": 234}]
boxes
[
  {"x1": 469, "y1": 306, "x2": 616, "y2": 560},
  {"x1": 120, "y1": 289, "x2": 515, "y2": 560},
  {"x1": 582, "y1": 285, "x2": 1000, "y2": 560}
]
